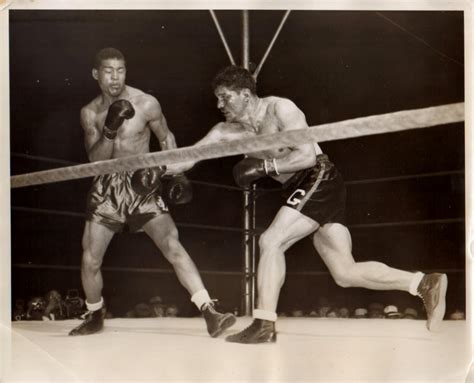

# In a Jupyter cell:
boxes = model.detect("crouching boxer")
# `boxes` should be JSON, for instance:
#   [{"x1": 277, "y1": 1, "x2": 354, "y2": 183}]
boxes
[
  {"x1": 69, "y1": 47, "x2": 235, "y2": 337},
  {"x1": 166, "y1": 65, "x2": 448, "y2": 344}
]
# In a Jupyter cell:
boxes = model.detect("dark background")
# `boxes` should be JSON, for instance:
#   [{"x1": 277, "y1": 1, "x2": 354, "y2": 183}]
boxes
[{"x1": 9, "y1": 10, "x2": 465, "y2": 317}]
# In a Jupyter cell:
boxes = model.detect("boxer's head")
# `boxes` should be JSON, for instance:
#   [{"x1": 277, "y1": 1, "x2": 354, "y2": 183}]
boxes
[
  {"x1": 92, "y1": 47, "x2": 127, "y2": 97},
  {"x1": 213, "y1": 66, "x2": 257, "y2": 122},
  {"x1": 212, "y1": 65, "x2": 256, "y2": 95}
]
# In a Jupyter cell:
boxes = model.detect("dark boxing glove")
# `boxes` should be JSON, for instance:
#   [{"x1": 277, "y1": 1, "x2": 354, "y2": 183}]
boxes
[
  {"x1": 103, "y1": 99, "x2": 135, "y2": 140},
  {"x1": 131, "y1": 166, "x2": 167, "y2": 196},
  {"x1": 233, "y1": 157, "x2": 279, "y2": 188},
  {"x1": 164, "y1": 174, "x2": 193, "y2": 204}
]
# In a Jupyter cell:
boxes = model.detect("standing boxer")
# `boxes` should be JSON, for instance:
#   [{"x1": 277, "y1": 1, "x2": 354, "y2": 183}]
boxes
[
  {"x1": 168, "y1": 65, "x2": 448, "y2": 343},
  {"x1": 69, "y1": 48, "x2": 235, "y2": 337}
]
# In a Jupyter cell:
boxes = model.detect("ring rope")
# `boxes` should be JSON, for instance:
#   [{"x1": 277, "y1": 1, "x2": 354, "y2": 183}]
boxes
[
  {"x1": 11, "y1": 206, "x2": 246, "y2": 233},
  {"x1": 12, "y1": 152, "x2": 463, "y2": 190},
  {"x1": 11, "y1": 263, "x2": 244, "y2": 276},
  {"x1": 344, "y1": 169, "x2": 464, "y2": 185},
  {"x1": 11, "y1": 152, "x2": 78, "y2": 166},
  {"x1": 349, "y1": 218, "x2": 464, "y2": 229},
  {"x1": 11, "y1": 263, "x2": 463, "y2": 275},
  {"x1": 10, "y1": 102, "x2": 464, "y2": 189},
  {"x1": 256, "y1": 168, "x2": 464, "y2": 194},
  {"x1": 11, "y1": 152, "x2": 243, "y2": 192},
  {"x1": 12, "y1": 205, "x2": 463, "y2": 230}
]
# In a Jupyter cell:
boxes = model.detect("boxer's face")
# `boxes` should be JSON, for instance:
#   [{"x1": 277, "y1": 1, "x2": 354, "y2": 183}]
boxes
[
  {"x1": 215, "y1": 85, "x2": 248, "y2": 122},
  {"x1": 93, "y1": 58, "x2": 126, "y2": 97}
]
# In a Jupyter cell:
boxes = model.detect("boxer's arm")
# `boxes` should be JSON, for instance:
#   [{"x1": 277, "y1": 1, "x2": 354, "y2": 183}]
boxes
[
  {"x1": 81, "y1": 106, "x2": 114, "y2": 162},
  {"x1": 165, "y1": 122, "x2": 227, "y2": 174},
  {"x1": 145, "y1": 95, "x2": 176, "y2": 151},
  {"x1": 270, "y1": 99, "x2": 318, "y2": 173}
]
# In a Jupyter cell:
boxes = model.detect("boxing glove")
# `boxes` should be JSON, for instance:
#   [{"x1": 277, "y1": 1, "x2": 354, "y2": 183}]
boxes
[
  {"x1": 131, "y1": 166, "x2": 167, "y2": 196},
  {"x1": 163, "y1": 174, "x2": 193, "y2": 204},
  {"x1": 233, "y1": 157, "x2": 278, "y2": 188},
  {"x1": 103, "y1": 99, "x2": 135, "y2": 140}
]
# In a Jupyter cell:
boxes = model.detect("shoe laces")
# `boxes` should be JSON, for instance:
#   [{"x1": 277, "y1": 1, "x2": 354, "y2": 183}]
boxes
[
  {"x1": 202, "y1": 299, "x2": 219, "y2": 312},
  {"x1": 79, "y1": 310, "x2": 93, "y2": 320},
  {"x1": 419, "y1": 293, "x2": 427, "y2": 310},
  {"x1": 240, "y1": 319, "x2": 262, "y2": 334},
  {"x1": 72, "y1": 311, "x2": 93, "y2": 331}
]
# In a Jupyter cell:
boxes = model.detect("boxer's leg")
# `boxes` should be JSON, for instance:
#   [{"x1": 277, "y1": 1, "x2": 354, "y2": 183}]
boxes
[
  {"x1": 143, "y1": 214, "x2": 236, "y2": 337},
  {"x1": 314, "y1": 222, "x2": 447, "y2": 331},
  {"x1": 69, "y1": 221, "x2": 114, "y2": 336},
  {"x1": 226, "y1": 206, "x2": 318, "y2": 344}
]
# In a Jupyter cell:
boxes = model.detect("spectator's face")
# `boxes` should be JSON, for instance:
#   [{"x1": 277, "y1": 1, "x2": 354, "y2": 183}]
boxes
[{"x1": 166, "y1": 306, "x2": 178, "y2": 317}]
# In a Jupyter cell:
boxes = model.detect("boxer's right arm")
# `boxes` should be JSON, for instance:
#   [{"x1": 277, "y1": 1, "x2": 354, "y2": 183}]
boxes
[
  {"x1": 166, "y1": 122, "x2": 227, "y2": 175},
  {"x1": 82, "y1": 100, "x2": 135, "y2": 162},
  {"x1": 81, "y1": 107, "x2": 114, "y2": 162}
]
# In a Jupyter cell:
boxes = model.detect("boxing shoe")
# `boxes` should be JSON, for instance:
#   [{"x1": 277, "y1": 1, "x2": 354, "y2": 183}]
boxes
[
  {"x1": 417, "y1": 273, "x2": 448, "y2": 331},
  {"x1": 201, "y1": 302, "x2": 236, "y2": 337},
  {"x1": 69, "y1": 306, "x2": 106, "y2": 336},
  {"x1": 226, "y1": 319, "x2": 276, "y2": 344}
]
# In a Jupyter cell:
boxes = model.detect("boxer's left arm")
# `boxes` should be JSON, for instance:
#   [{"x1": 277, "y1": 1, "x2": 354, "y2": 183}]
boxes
[
  {"x1": 145, "y1": 95, "x2": 193, "y2": 204},
  {"x1": 232, "y1": 100, "x2": 317, "y2": 188},
  {"x1": 129, "y1": 96, "x2": 167, "y2": 195},
  {"x1": 268, "y1": 99, "x2": 318, "y2": 173}
]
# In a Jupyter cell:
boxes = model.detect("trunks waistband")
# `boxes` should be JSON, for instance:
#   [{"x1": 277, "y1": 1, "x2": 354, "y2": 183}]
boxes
[{"x1": 282, "y1": 154, "x2": 332, "y2": 189}]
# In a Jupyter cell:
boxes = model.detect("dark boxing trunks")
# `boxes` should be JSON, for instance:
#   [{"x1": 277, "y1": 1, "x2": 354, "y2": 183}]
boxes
[
  {"x1": 283, "y1": 154, "x2": 346, "y2": 225},
  {"x1": 85, "y1": 171, "x2": 169, "y2": 233}
]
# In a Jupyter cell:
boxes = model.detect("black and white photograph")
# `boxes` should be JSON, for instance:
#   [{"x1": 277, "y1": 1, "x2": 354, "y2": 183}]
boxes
[{"x1": 0, "y1": 1, "x2": 472, "y2": 381}]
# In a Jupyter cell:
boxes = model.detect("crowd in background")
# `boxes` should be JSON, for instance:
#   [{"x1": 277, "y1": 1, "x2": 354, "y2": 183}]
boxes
[{"x1": 12, "y1": 290, "x2": 465, "y2": 322}]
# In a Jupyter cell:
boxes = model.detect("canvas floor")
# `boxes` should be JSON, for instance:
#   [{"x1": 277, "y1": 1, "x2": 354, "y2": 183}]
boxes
[{"x1": 1, "y1": 317, "x2": 472, "y2": 382}]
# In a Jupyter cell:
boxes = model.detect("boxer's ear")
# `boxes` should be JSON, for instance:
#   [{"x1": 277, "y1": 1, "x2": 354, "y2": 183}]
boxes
[
  {"x1": 241, "y1": 88, "x2": 251, "y2": 102},
  {"x1": 92, "y1": 68, "x2": 99, "y2": 80}
]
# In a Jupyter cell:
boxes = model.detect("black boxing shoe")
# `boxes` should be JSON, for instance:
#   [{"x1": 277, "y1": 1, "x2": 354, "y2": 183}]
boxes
[
  {"x1": 69, "y1": 306, "x2": 106, "y2": 336},
  {"x1": 201, "y1": 302, "x2": 236, "y2": 337},
  {"x1": 417, "y1": 273, "x2": 448, "y2": 331},
  {"x1": 226, "y1": 319, "x2": 276, "y2": 344}
]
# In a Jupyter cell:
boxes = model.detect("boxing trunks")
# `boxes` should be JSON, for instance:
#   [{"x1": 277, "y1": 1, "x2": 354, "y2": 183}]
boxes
[
  {"x1": 282, "y1": 154, "x2": 346, "y2": 225},
  {"x1": 86, "y1": 171, "x2": 169, "y2": 233}
]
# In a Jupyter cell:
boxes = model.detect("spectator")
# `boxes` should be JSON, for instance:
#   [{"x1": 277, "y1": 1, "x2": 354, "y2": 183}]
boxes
[
  {"x1": 368, "y1": 302, "x2": 385, "y2": 319},
  {"x1": 12, "y1": 299, "x2": 26, "y2": 321},
  {"x1": 353, "y1": 308, "x2": 368, "y2": 318},
  {"x1": 26, "y1": 297, "x2": 46, "y2": 320},
  {"x1": 449, "y1": 309, "x2": 465, "y2": 320},
  {"x1": 43, "y1": 290, "x2": 67, "y2": 321},
  {"x1": 165, "y1": 304, "x2": 179, "y2": 317},
  {"x1": 383, "y1": 305, "x2": 403, "y2": 319},
  {"x1": 403, "y1": 307, "x2": 418, "y2": 319},
  {"x1": 338, "y1": 307, "x2": 350, "y2": 318}
]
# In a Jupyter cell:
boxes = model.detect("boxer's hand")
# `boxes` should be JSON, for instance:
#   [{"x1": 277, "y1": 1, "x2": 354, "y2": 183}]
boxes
[
  {"x1": 131, "y1": 166, "x2": 167, "y2": 195},
  {"x1": 233, "y1": 158, "x2": 267, "y2": 188},
  {"x1": 163, "y1": 174, "x2": 193, "y2": 204},
  {"x1": 103, "y1": 99, "x2": 135, "y2": 140}
]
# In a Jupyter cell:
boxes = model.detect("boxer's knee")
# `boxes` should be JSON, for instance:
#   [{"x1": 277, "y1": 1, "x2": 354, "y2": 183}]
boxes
[
  {"x1": 331, "y1": 267, "x2": 354, "y2": 288},
  {"x1": 259, "y1": 230, "x2": 286, "y2": 254},
  {"x1": 81, "y1": 249, "x2": 103, "y2": 275},
  {"x1": 160, "y1": 233, "x2": 188, "y2": 265}
]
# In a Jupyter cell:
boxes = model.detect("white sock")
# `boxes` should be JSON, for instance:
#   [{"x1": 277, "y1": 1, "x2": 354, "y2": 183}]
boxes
[
  {"x1": 191, "y1": 289, "x2": 211, "y2": 310},
  {"x1": 253, "y1": 309, "x2": 277, "y2": 322},
  {"x1": 409, "y1": 272, "x2": 425, "y2": 296},
  {"x1": 86, "y1": 297, "x2": 104, "y2": 312}
]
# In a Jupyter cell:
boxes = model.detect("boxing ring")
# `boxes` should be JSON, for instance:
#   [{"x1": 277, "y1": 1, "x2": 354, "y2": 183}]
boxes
[
  {"x1": 5, "y1": 8, "x2": 471, "y2": 383},
  {"x1": 3, "y1": 318, "x2": 470, "y2": 381}
]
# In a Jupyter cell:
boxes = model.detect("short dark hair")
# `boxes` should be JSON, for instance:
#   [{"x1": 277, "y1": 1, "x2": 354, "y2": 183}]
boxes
[
  {"x1": 93, "y1": 47, "x2": 126, "y2": 69},
  {"x1": 212, "y1": 65, "x2": 257, "y2": 94}
]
